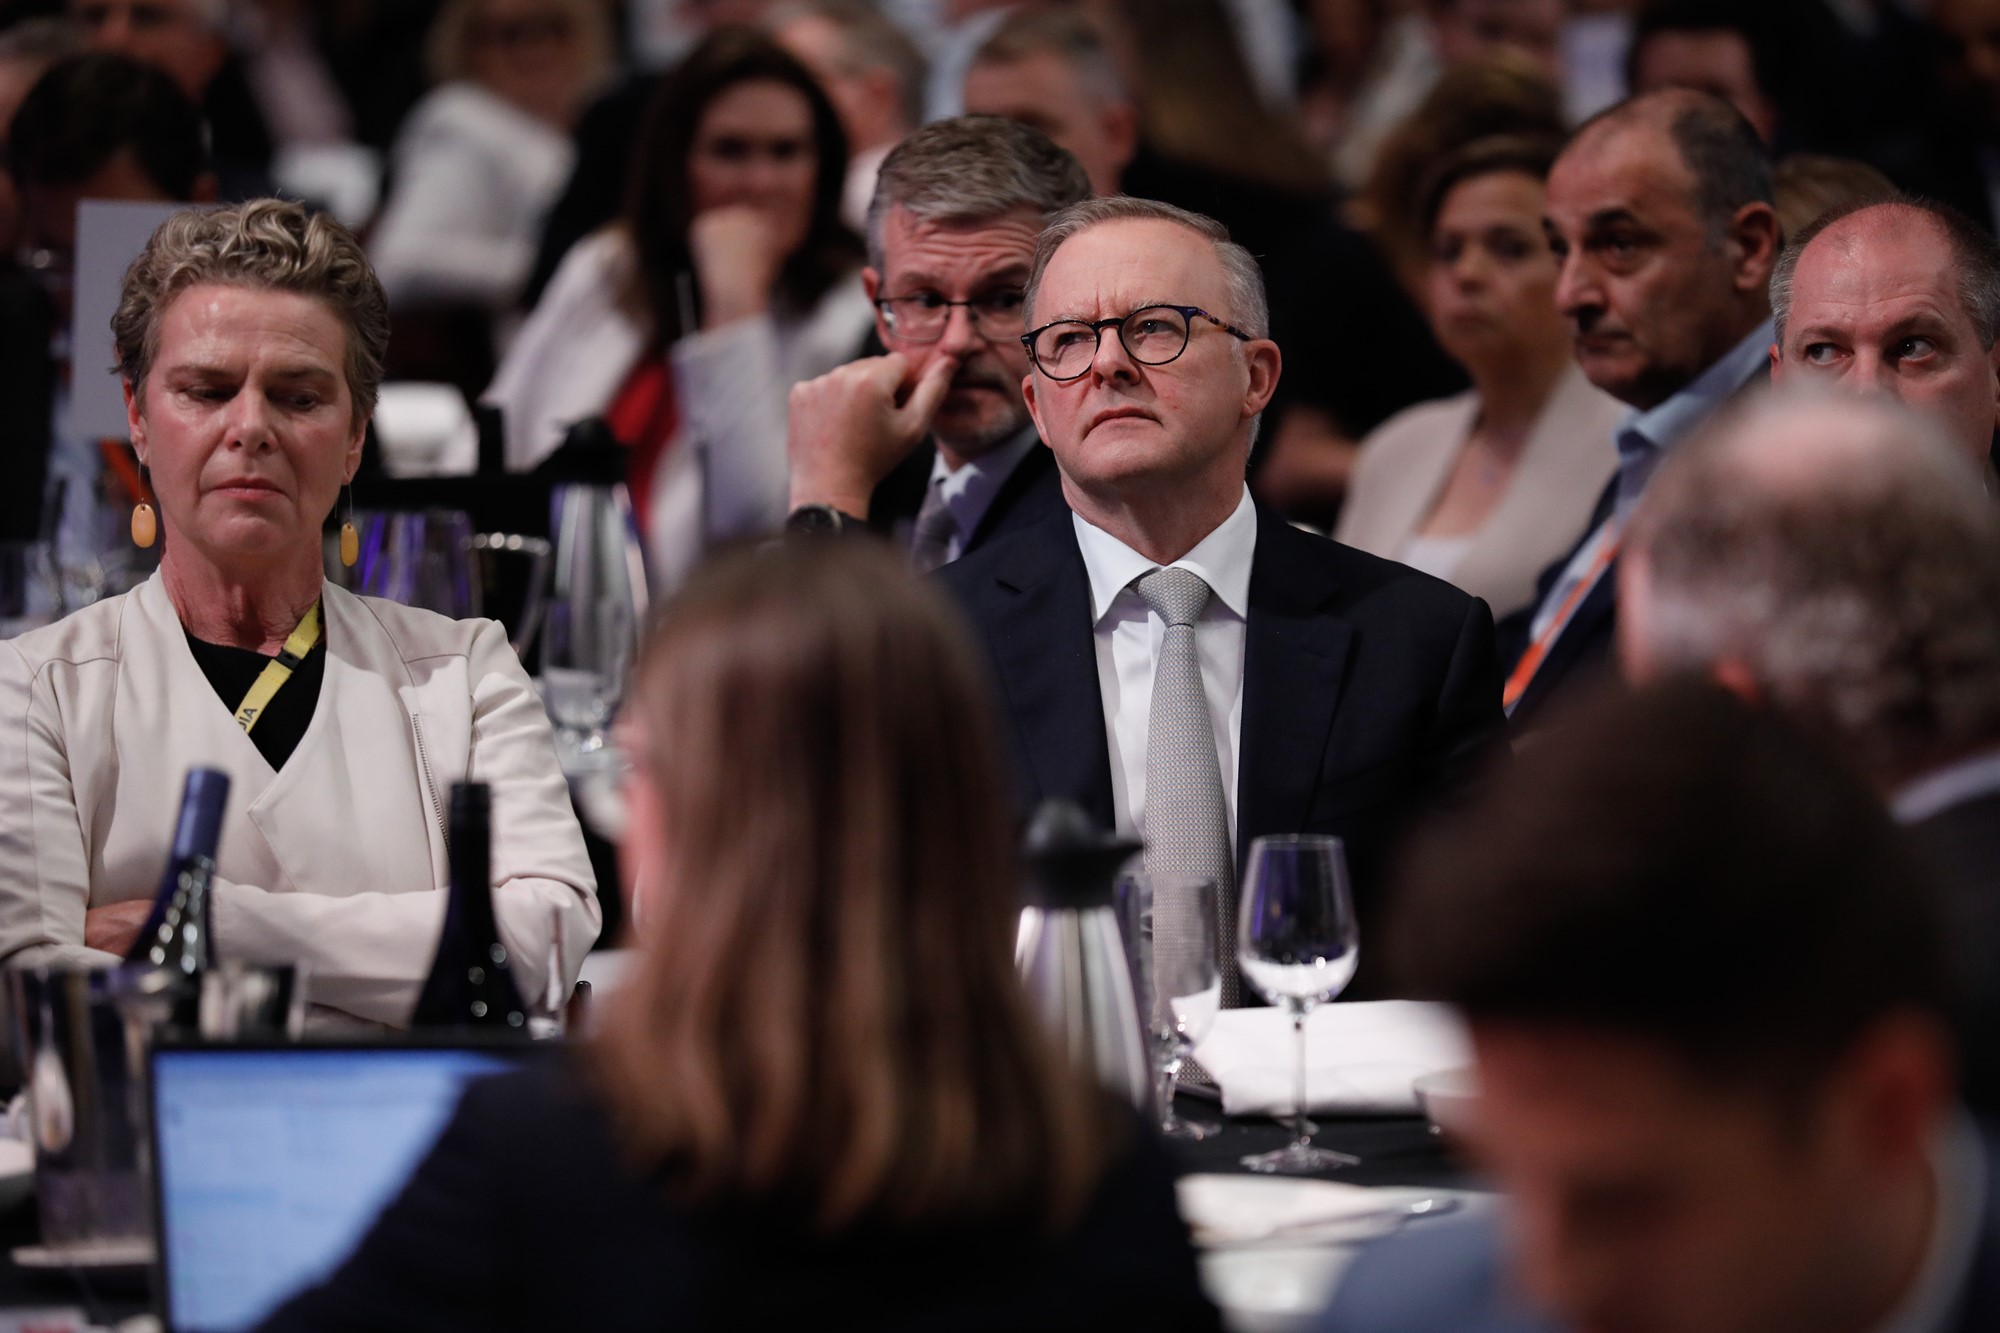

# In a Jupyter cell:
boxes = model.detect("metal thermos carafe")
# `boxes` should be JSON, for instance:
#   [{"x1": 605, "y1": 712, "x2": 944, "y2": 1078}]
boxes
[{"x1": 1015, "y1": 800, "x2": 1151, "y2": 1109}]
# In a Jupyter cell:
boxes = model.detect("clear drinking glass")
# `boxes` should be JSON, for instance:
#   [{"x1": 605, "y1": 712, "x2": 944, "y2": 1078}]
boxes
[
  {"x1": 344, "y1": 509, "x2": 480, "y2": 618},
  {"x1": 1237, "y1": 834, "x2": 1361, "y2": 1174},
  {"x1": 1120, "y1": 873, "x2": 1223, "y2": 1140},
  {"x1": 541, "y1": 483, "x2": 646, "y2": 766}
]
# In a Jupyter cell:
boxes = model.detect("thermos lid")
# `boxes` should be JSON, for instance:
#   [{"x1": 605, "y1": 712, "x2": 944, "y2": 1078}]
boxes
[
  {"x1": 535, "y1": 416, "x2": 628, "y2": 485},
  {"x1": 1021, "y1": 800, "x2": 1141, "y2": 910}
]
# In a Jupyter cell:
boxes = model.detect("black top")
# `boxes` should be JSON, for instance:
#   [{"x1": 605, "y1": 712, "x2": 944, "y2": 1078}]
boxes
[
  {"x1": 258, "y1": 1063, "x2": 1221, "y2": 1333},
  {"x1": 184, "y1": 631, "x2": 327, "y2": 770}
]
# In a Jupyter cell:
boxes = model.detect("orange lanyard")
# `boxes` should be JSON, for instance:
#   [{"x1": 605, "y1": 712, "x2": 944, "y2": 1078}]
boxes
[{"x1": 1503, "y1": 523, "x2": 1622, "y2": 713}]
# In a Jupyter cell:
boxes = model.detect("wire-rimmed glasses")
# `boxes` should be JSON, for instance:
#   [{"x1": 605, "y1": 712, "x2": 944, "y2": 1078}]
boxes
[
  {"x1": 874, "y1": 289, "x2": 1026, "y2": 343},
  {"x1": 1022, "y1": 304, "x2": 1253, "y2": 381}
]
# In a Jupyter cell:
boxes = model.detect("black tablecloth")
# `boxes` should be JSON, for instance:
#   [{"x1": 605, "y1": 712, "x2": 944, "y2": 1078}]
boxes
[
  {"x1": 0, "y1": 1101, "x2": 1475, "y2": 1318},
  {"x1": 1166, "y1": 1096, "x2": 1474, "y2": 1190}
]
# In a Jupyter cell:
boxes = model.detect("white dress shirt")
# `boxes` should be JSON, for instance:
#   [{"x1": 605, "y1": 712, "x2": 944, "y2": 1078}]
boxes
[
  {"x1": 1074, "y1": 487, "x2": 1257, "y2": 847},
  {"x1": 920, "y1": 425, "x2": 1039, "y2": 563}
]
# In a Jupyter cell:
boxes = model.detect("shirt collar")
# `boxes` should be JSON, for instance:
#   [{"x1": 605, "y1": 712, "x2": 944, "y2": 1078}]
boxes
[
  {"x1": 927, "y1": 424, "x2": 1038, "y2": 536},
  {"x1": 1073, "y1": 485, "x2": 1257, "y2": 625},
  {"x1": 1892, "y1": 745, "x2": 2000, "y2": 825},
  {"x1": 1873, "y1": 1115, "x2": 1987, "y2": 1333},
  {"x1": 1614, "y1": 318, "x2": 1774, "y2": 512}
]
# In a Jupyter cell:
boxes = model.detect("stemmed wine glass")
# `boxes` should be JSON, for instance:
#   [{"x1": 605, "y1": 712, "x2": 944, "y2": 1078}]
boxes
[
  {"x1": 1237, "y1": 834, "x2": 1361, "y2": 1174},
  {"x1": 1120, "y1": 873, "x2": 1223, "y2": 1140}
]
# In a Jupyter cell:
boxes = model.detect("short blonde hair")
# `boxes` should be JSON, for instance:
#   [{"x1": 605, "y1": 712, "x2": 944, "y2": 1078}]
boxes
[{"x1": 113, "y1": 199, "x2": 390, "y2": 424}]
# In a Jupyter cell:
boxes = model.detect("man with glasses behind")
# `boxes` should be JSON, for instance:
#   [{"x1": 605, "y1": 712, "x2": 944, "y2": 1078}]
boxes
[
  {"x1": 938, "y1": 197, "x2": 1505, "y2": 992},
  {"x1": 785, "y1": 116, "x2": 1084, "y2": 570}
]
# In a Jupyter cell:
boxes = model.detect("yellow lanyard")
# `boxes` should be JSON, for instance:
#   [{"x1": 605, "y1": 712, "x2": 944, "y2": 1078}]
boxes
[{"x1": 233, "y1": 602, "x2": 323, "y2": 734}]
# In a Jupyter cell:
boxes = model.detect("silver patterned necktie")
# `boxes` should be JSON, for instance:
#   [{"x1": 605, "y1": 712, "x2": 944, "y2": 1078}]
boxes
[
  {"x1": 909, "y1": 482, "x2": 959, "y2": 574},
  {"x1": 1136, "y1": 566, "x2": 1241, "y2": 1007}
]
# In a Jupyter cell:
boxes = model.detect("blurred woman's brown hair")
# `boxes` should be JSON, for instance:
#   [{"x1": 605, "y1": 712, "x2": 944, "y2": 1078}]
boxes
[
  {"x1": 1361, "y1": 53, "x2": 1568, "y2": 298},
  {"x1": 592, "y1": 541, "x2": 1113, "y2": 1230},
  {"x1": 1099, "y1": 0, "x2": 1331, "y2": 194}
]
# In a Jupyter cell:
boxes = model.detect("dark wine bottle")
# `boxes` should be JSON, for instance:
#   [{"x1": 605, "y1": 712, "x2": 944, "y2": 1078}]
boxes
[
  {"x1": 126, "y1": 767, "x2": 230, "y2": 976},
  {"x1": 410, "y1": 782, "x2": 527, "y2": 1031}
]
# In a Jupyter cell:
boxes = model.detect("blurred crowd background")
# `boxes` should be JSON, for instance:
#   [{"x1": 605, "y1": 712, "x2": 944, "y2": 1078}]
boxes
[{"x1": 8, "y1": 0, "x2": 2000, "y2": 586}]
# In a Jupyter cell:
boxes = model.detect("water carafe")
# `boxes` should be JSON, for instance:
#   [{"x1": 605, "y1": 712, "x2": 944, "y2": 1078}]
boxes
[{"x1": 1015, "y1": 800, "x2": 1151, "y2": 1109}]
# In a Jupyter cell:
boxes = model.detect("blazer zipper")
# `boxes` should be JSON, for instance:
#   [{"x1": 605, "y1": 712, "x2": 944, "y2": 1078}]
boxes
[{"x1": 410, "y1": 715, "x2": 450, "y2": 855}]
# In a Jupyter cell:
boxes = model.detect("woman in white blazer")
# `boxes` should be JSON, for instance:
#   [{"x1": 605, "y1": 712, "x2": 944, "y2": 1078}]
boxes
[
  {"x1": 368, "y1": 0, "x2": 613, "y2": 315},
  {"x1": 1337, "y1": 136, "x2": 1623, "y2": 619},
  {"x1": 0, "y1": 200, "x2": 599, "y2": 1028},
  {"x1": 486, "y1": 29, "x2": 874, "y2": 592}
]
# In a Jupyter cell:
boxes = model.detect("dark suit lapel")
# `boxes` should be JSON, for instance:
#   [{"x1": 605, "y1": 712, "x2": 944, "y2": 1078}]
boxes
[
  {"x1": 866, "y1": 441, "x2": 937, "y2": 539},
  {"x1": 1237, "y1": 506, "x2": 1353, "y2": 853},
  {"x1": 967, "y1": 441, "x2": 1058, "y2": 548},
  {"x1": 986, "y1": 514, "x2": 1116, "y2": 829},
  {"x1": 1951, "y1": 1130, "x2": 2000, "y2": 1333}
]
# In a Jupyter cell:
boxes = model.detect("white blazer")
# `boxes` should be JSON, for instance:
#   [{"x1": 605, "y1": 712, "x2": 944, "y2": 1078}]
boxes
[
  {"x1": 368, "y1": 82, "x2": 575, "y2": 312},
  {"x1": 1335, "y1": 365, "x2": 1625, "y2": 618},
  {"x1": 0, "y1": 575, "x2": 601, "y2": 1027},
  {"x1": 484, "y1": 228, "x2": 875, "y2": 591}
]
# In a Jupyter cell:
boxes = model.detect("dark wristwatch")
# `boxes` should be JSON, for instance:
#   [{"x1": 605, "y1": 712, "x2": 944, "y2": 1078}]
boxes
[{"x1": 784, "y1": 504, "x2": 864, "y2": 536}]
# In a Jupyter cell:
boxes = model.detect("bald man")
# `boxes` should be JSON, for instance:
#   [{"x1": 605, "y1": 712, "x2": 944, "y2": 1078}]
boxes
[{"x1": 1770, "y1": 196, "x2": 2000, "y2": 471}]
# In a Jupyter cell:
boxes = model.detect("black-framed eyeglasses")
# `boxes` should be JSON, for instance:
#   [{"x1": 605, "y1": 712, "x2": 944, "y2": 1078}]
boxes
[
  {"x1": 1021, "y1": 305, "x2": 1253, "y2": 381},
  {"x1": 875, "y1": 290, "x2": 1026, "y2": 343}
]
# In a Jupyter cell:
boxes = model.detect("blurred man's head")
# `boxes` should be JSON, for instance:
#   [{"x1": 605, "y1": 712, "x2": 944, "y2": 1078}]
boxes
[
  {"x1": 864, "y1": 117, "x2": 1089, "y2": 464},
  {"x1": 1021, "y1": 197, "x2": 1280, "y2": 531},
  {"x1": 771, "y1": 0, "x2": 925, "y2": 155},
  {"x1": 1393, "y1": 680, "x2": 1956, "y2": 1333},
  {"x1": 0, "y1": 19, "x2": 86, "y2": 256},
  {"x1": 9, "y1": 52, "x2": 211, "y2": 263},
  {"x1": 962, "y1": 8, "x2": 1135, "y2": 197},
  {"x1": 70, "y1": 0, "x2": 227, "y2": 103},
  {"x1": 1543, "y1": 90, "x2": 1778, "y2": 409},
  {"x1": 1770, "y1": 198, "x2": 2000, "y2": 465},
  {"x1": 1620, "y1": 391, "x2": 2000, "y2": 787},
  {"x1": 1935, "y1": 0, "x2": 2000, "y2": 138},
  {"x1": 1428, "y1": 0, "x2": 1564, "y2": 81},
  {"x1": 1625, "y1": 1, "x2": 1779, "y2": 143}
]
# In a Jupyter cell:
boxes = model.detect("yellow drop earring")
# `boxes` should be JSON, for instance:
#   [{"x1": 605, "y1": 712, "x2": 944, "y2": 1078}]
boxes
[
  {"x1": 339, "y1": 486, "x2": 357, "y2": 567},
  {"x1": 131, "y1": 502, "x2": 156, "y2": 548}
]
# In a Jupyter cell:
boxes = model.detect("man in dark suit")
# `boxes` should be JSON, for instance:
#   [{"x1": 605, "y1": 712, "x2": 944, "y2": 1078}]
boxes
[
  {"x1": 1499, "y1": 89, "x2": 1778, "y2": 732},
  {"x1": 784, "y1": 117, "x2": 1083, "y2": 567},
  {"x1": 939, "y1": 196, "x2": 1504, "y2": 994},
  {"x1": 1322, "y1": 682, "x2": 1997, "y2": 1333},
  {"x1": 1620, "y1": 390, "x2": 2000, "y2": 1116}
]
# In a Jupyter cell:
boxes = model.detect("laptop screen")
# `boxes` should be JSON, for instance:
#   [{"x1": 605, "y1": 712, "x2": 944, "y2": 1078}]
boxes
[{"x1": 151, "y1": 1044, "x2": 541, "y2": 1333}]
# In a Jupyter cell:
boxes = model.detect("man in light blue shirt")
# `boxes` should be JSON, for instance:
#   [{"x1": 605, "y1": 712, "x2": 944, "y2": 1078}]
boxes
[{"x1": 1500, "y1": 89, "x2": 1779, "y2": 730}]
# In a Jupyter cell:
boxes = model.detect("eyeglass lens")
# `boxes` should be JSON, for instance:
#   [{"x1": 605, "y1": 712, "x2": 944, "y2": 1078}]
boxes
[
  {"x1": 1031, "y1": 307, "x2": 1192, "y2": 378},
  {"x1": 882, "y1": 293, "x2": 1025, "y2": 342}
]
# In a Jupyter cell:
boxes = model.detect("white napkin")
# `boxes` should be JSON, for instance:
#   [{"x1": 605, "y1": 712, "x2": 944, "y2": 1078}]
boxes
[{"x1": 1192, "y1": 1000, "x2": 1470, "y2": 1117}]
